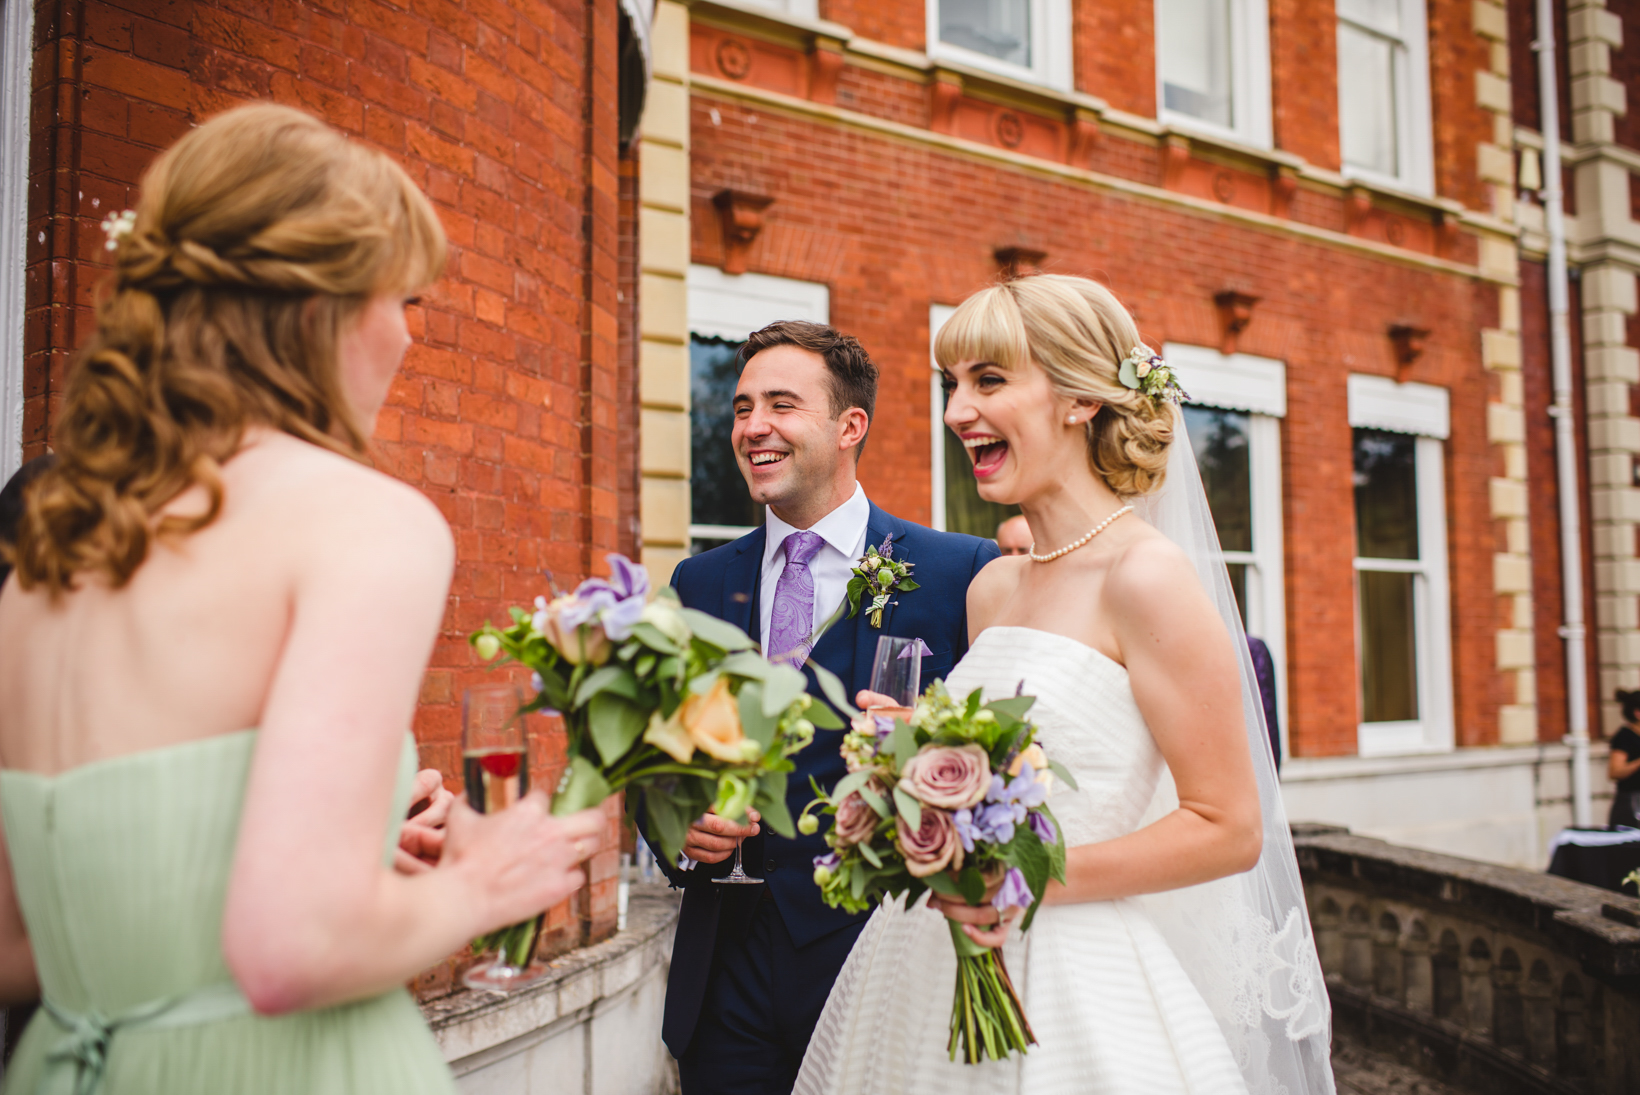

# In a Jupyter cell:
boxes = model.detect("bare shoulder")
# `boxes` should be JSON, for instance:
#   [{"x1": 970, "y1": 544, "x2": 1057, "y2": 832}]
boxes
[
  {"x1": 229, "y1": 432, "x2": 453, "y2": 570},
  {"x1": 967, "y1": 552, "x2": 1026, "y2": 632},
  {"x1": 1100, "y1": 524, "x2": 1210, "y2": 625}
]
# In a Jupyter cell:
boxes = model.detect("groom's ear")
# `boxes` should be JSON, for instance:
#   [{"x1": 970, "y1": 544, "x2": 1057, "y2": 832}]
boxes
[{"x1": 837, "y1": 406, "x2": 871, "y2": 455}]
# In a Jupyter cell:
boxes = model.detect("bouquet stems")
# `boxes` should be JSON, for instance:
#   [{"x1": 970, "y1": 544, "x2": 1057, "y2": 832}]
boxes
[{"x1": 946, "y1": 917, "x2": 1035, "y2": 1063}]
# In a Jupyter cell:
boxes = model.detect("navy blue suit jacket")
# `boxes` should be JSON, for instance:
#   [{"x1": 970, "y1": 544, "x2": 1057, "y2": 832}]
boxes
[{"x1": 655, "y1": 502, "x2": 999, "y2": 1055}]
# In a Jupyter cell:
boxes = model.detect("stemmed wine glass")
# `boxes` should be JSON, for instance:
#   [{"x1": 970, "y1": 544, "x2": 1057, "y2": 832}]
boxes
[
  {"x1": 870, "y1": 635, "x2": 924, "y2": 707},
  {"x1": 712, "y1": 832, "x2": 764, "y2": 886},
  {"x1": 461, "y1": 682, "x2": 553, "y2": 993}
]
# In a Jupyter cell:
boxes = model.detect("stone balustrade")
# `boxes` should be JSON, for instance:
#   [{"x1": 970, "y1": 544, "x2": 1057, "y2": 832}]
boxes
[{"x1": 1293, "y1": 824, "x2": 1640, "y2": 1095}]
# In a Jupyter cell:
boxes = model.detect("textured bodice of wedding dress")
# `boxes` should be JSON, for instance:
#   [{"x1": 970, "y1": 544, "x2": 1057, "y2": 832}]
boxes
[{"x1": 794, "y1": 626, "x2": 1252, "y2": 1095}]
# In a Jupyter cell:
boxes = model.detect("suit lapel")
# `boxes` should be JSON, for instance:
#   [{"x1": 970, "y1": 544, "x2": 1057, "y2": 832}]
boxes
[
  {"x1": 723, "y1": 526, "x2": 765, "y2": 644},
  {"x1": 853, "y1": 505, "x2": 905, "y2": 690}
]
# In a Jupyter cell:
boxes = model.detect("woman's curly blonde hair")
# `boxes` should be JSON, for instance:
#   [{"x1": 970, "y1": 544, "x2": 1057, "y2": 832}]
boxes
[
  {"x1": 934, "y1": 274, "x2": 1173, "y2": 497},
  {"x1": 12, "y1": 103, "x2": 446, "y2": 595}
]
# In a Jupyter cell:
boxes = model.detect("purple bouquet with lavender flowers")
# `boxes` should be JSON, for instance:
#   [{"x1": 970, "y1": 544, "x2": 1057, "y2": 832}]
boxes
[{"x1": 797, "y1": 680, "x2": 1075, "y2": 1064}]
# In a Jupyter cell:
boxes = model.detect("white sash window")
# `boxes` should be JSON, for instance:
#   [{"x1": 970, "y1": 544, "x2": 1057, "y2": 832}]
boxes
[
  {"x1": 1336, "y1": 0, "x2": 1433, "y2": 195},
  {"x1": 1154, "y1": 0, "x2": 1272, "y2": 148},
  {"x1": 927, "y1": 0, "x2": 1072, "y2": 91},
  {"x1": 1348, "y1": 375, "x2": 1452, "y2": 756}
]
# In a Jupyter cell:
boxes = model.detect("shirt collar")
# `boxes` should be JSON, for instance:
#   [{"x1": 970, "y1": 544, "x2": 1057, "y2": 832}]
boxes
[{"x1": 764, "y1": 482, "x2": 870, "y2": 567}]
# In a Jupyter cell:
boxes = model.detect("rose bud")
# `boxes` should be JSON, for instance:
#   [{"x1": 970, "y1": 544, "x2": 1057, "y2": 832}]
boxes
[
  {"x1": 833, "y1": 782, "x2": 885, "y2": 845},
  {"x1": 896, "y1": 804, "x2": 963, "y2": 878},
  {"x1": 797, "y1": 813, "x2": 819, "y2": 836},
  {"x1": 899, "y1": 744, "x2": 990, "y2": 810}
]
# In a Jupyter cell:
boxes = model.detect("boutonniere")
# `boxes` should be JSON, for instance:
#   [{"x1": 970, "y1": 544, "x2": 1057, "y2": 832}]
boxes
[{"x1": 846, "y1": 534, "x2": 919, "y2": 628}]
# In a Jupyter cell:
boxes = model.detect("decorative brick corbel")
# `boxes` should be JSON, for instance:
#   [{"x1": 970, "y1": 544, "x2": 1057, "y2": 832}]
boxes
[
  {"x1": 1389, "y1": 324, "x2": 1430, "y2": 383},
  {"x1": 713, "y1": 189, "x2": 774, "y2": 276},
  {"x1": 1162, "y1": 134, "x2": 1191, "y2": 190},
  {"x1": 995, "y1": 246, "x2": 1048, "y2": 280},
  {"x1": 1214, "y1": 290, "x2": 1259, "y2": 355},
  {"x1": 1268, "y1": 164, "x2": 1299, "y2": 219},
  {"x1": 807, "y1": 38, "x2": 845, "y2": 105},
  {"x1": 929, "y1": 70, "x2": 963, "y2": 135},
  {"x1": 1066, "y1": 106, "x2": 1101, "y2": 169},
  {"x1": 1433, "y1": 209, "x2": 1463, "y2": 260},
  {"x1": 1345, "y1": 185, "x2": 1373, "y2": 236}
]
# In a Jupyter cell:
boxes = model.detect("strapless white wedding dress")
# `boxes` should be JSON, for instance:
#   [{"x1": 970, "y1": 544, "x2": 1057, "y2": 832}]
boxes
[{"x1": 794, "y1": 626, "x2": 1252, "y2": 1095}]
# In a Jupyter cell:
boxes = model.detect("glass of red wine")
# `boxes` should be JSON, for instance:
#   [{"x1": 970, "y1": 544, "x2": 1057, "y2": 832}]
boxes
[{"x1": 461, "y1": 682, "x2": 551, "y2": 993}]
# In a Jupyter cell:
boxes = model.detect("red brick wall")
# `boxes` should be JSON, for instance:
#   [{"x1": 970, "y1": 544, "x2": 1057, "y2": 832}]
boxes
[
  {"x1": 690, "y1": 95, "x2": 1508, "y2": 756},
  {"x1": 1520, "y1": 260, "x2": 1599, "y2": 743},
  {"x1": 1268, "y1": 0, "x2": 1339, "y2": 170},
  {"x1": 1073, "y1": 0, "x2": 1153, "y2": 116},
  {"x1": 1428, "y1": 0, "x2": 1494, "y2": 210},
  {"x1": 25, "y1": 0, "x2": 631, "y2": 982},
  {"x1": 819, "y1": 0, "x2": 923, "y2": 52}
]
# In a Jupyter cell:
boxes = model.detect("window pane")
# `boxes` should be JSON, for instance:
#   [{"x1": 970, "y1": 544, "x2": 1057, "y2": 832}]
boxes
[
  {"x1": 1338, "y1": 24, "x2": 1398, "y2": 177},
  {"x1": 690, "y1": 336, "x2": 762, "y2": 535},
  {"x1": 1158, "y1": 0, "x2": 1233, "y2": 128},
  {"x1": 940, "y1": 389, "x2": 1021, "y2": 538},
  {"x1": 1359, "y1": 569, "x2": 1418, "y2": 722},
  {"x1": 1226, "y1": 562, "x2": 1249, "y2": 630},
  {"x1": 940, "y1": 0, "x2": 1031, "y2": 67},
  {"x1": 1184, "y1": 405, "x2": 1252, "y2": 553},
  {"x1": 1337, "y1": 0, "x2": 1401, "y2": 36},
  {"x1": 1353, "y1": 428, "x2": 1418, "y2": 560}
]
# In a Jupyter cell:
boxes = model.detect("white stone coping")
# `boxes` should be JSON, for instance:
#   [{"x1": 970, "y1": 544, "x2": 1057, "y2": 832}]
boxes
[
  {"x1": 420, "y1": 886, "x2": 680, "y2": 1065},
  {"x1": 1281, "y1": 740, "x2": 1610, "y2": 784}
]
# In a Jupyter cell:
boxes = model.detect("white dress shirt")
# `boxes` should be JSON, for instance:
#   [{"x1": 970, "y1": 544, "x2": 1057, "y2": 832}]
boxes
[{"x1": 759, "y1": 482, "x2": 872, "y2": 648}]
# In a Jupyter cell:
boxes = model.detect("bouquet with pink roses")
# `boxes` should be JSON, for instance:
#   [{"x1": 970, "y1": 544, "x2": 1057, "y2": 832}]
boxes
[{"x1": 797, "y1": 680, "x2": 1074, "y2": 1063}]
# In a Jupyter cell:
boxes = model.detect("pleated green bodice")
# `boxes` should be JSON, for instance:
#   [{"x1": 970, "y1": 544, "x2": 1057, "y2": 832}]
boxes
[{"x1": 0, "y1": 731, "x2": 454, "y2": 1095}]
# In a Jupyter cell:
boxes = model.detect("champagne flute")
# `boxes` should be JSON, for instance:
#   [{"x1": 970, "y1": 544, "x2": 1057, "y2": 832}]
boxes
[
  {"x1": 870, "y1": 635, "x2": 924, "y2": 707},
  {"x1": 460, "y1": 682, "x2": 552, "y2": 993}
]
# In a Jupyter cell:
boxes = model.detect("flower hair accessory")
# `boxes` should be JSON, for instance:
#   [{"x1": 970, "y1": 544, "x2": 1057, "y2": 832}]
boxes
[
  {"x1": 1116, "y1": 345, "x2": 1189, "y2": 405},
  {"x1": 100, "y1": 210, "x2": 136, "y2": 252}
]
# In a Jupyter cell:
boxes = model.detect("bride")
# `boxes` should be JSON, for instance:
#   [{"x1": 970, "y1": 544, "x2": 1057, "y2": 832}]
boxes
[{"x1": 794, "y1": 275, "x2": 1335, "y2": 1095}]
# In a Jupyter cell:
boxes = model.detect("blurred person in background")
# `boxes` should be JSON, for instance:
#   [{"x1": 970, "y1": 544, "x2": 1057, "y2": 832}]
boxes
[
  {"x1": 0, "y1": 104, "x2": 602, "y2": 1095},
  {"x1": 995, "y1": 513, "x2": 1031, "y2": 555},
  {"x1": 1609, "y1": 690, "x2": 1640, "y2": 829}
]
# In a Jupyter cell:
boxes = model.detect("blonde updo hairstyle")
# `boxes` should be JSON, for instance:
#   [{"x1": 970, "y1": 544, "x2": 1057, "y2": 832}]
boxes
[
  {"x1": 934, "y1": 274, "x2": 1173, "y2": 497},
  {"x1": 13, "y1": 103, "x2": 446, "y2": 595}
]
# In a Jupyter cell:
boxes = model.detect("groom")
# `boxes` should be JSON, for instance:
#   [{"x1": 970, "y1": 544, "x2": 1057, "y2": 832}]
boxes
[{"x1": 657, "y1": 320, "x2": 999, "y2": 1093}]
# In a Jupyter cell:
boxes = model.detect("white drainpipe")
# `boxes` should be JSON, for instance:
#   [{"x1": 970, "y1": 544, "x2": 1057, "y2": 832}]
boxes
[{"x1": 1535, "y1": 0, "x2": 1593, "y2": 828}]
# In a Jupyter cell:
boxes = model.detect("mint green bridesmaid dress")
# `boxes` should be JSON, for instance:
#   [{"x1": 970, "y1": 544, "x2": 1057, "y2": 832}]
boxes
[{"x1": 0, "y1": 730, "x2": 455, "y2": 1095}]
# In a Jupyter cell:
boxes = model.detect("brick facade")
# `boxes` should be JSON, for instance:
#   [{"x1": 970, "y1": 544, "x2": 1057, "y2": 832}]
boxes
[
  {"x1": 677, "y1": 0, "x2": 1525, "y2": 760},
  {"x1": 22, "y1": 0, "x2": 633, "y2": 989}
]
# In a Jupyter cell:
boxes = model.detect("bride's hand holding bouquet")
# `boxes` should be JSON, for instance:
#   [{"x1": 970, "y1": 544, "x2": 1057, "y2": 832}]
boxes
[{"x1": 799, "y1": 681, "x2": 1076, "y2": 1064}]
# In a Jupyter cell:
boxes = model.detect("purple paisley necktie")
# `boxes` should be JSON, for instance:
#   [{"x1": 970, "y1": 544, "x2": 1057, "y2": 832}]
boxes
[{"x1": 767, "y1": 530, "x2": 825, "y2": 667}]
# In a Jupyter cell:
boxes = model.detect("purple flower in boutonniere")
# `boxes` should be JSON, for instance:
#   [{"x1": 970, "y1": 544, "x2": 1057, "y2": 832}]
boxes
[{"x1": 845, "y1": 535, "x2": 919, "y2": 628}]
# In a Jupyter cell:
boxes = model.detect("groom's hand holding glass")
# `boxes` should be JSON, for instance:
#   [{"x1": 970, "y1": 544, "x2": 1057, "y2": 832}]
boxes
[{"x1": 681, "y1": 807, "x2": 761, "y2": 864}]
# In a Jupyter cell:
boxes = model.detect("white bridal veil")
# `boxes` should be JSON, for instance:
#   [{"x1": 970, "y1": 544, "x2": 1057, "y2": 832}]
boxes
[{"x1": 1126, "y1": 406, "x2": 1336, "y2": 1095}]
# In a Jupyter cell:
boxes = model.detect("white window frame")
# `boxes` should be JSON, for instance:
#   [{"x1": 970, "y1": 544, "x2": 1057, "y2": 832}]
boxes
[
  {"x1": 1167, "y1": 343, "x2": 1287, "y2": 748},
  {"x1": 685, "y1": 265, "x2": 829, "y2": 545},
  {"x1": 1153, "y1": 0, "x2": 1273, "y2": 149},
  {"x1": 1348, "y1": 375, "x2": 1452, "y2": 757},
  {"x1": 0, "y1": 0, "x2": 32, "y2": 483},
  {"x1": 1335, "y1": 0, "x2": 1434, "y2": 197},
  {"x1": 926, "y1": 0, "x2": 1073, "y2": 92},
  {"x1": 735, "y1": 0, "x2": 819, "y2": 21}
]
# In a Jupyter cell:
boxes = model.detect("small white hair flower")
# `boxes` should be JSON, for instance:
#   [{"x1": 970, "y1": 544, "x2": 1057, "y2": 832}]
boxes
[{"x1": 100, "y1": 210, "x2": 136, "y2": 252}]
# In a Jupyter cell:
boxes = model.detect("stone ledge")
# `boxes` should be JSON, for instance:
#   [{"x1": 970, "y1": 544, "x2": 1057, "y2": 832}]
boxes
[
  {"x1": 1292, "y1": 827, "x2": 1640, "y2": 981},
  {"x1": 420, "y1": 886, "x2": 680, "y2": 1064}
]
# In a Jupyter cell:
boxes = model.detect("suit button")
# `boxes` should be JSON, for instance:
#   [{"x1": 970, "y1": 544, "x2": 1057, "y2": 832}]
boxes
[{"x1": 765, "y1": 859, "x2": 779, "y2": 873}]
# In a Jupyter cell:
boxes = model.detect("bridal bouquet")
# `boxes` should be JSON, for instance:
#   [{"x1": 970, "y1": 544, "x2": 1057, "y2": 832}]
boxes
[
  {"x1": 470, "y1": 554, "x2": 842, "y2": 864},
  {"x1": 798, "y1": 681, "x2": 1074, "y2": 1063}
]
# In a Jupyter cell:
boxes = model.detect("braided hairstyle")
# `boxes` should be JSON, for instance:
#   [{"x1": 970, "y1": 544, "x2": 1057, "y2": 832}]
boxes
[
  {"x1": 12, "y1": 104, "x2": 446, "y2": 595},
  {"x1": 934, "y1": 275, "x2": 1174, "y2": 497}
]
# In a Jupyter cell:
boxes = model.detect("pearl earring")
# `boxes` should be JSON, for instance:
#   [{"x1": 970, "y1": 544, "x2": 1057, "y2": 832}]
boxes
[{"x1": 1067, "y1": 415, "x2": 1077, "y2": 424}]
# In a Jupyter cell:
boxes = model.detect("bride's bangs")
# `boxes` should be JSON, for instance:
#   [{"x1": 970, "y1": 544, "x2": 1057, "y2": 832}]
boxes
[{"x1": 933, "y1": 286, "x2": 1030, "y2": 373}]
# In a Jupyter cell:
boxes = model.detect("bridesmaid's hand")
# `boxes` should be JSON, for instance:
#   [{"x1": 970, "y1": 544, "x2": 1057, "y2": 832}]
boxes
[
  {"x1": 930, "y1": 894, "x2": 1021, "y2": 950},
  {"x1": 406, "y1": 769, "x2": 455, "y2": 827}
]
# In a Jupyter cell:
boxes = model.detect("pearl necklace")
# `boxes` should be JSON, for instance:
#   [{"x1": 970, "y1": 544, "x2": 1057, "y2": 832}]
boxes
[{"x1": 1028, "y1": 505, "x2": 1134, "y2": 563}]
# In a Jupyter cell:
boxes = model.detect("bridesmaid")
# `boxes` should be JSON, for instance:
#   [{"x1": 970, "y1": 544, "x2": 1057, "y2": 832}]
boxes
[{"x1": 0, "y1": 104, "x2": 602, "y2": 1094}]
